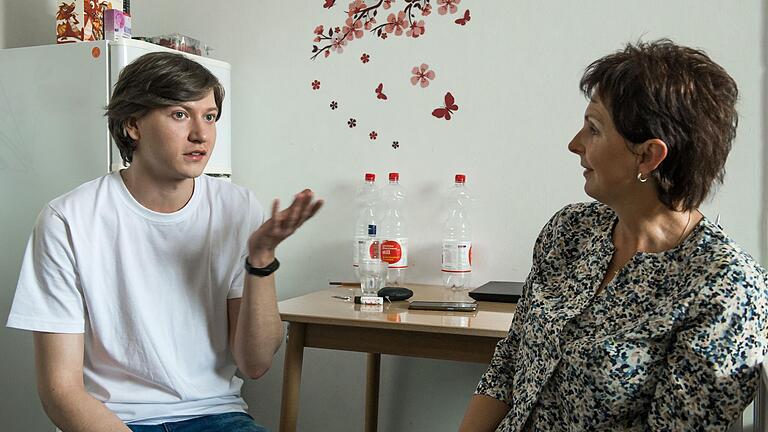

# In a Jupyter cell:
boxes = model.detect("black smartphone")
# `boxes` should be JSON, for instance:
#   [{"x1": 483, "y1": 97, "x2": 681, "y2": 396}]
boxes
[{"x1": 408, "y1": 301, "x2": 477, "y2": 312}]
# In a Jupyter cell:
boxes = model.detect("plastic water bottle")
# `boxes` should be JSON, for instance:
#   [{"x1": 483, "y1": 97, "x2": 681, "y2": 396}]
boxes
[
  {"x1": 380, "y1": 172, "x2": 408, "y2": 286},
  {"x1": 359, "y1": 224, "x2": 386, "y2": 295},
  {"x1": 353, "y1": 173, "x2": 378, "y2": 281},
  {"x1": 442, "y1": 174, "x2": 472, "y2": 290}
]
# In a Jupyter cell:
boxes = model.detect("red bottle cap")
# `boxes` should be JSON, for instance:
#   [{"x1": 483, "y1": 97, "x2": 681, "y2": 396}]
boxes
[
  {"x1": 365, "y1": 173, "x2": 375, "y2": 182},
  {"x1": 389, "y1": 172, "x2": 399, "y2": 182},
  {"x1": 455, "y1": 174, "x2": 466, "y2": 183}
]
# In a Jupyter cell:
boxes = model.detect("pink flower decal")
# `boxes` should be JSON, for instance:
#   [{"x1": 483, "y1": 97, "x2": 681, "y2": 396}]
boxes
[
  {"x1": 410, "y1": 64, "x2": 435, "y2": 88},
  {"x1": 323, "y1": 0, "x2": 336, "y2": 8},
  {"x1": 311, "y1": 80, "x2": 321, "y2": 90},
  {"x1": 406, "y1": 20, "x2": 425, "y2": 38},
  {"x1": 348, "y1": 0, "x2": 367, "y2": 16},
  {"x1": 330, "y1": 101, "x2": 338, "y2": 110},
  {"x1": 314, "y1": 25, "x2": 324, "y2": 35},
  {"x1": 348, "y1": 118, "x2": 357, "y2": 128},
  {"x1": 392, "y1": 141, "x2": 399, "y2": 149},
  {"x1": 331, "y1": 33, "x2": 347, "y2": 53},
  {"x1": 383, "y1": 0, "x2": 394, "y2": 10},
  {"x1": 364, "y1": 17, "x2": 376, "y2": 30},
  {"x1": 385, "y1": 11, "x2": 407, "y2": 35},
  {"x1": 369, "y1": 131, "x2": 378, "y2": 140},
  {"x1": 343, "y1": 17, "x2": 364, "y2": 41},
  {"x1": 437, "y1": 0, "x2": 460, "y2": 15},
  {"x1": 421, "y1": 3, "x2": 432, "y2": 16},
  {"x1": 361, "y1": 53, "x2": 370, "y2": 63}
]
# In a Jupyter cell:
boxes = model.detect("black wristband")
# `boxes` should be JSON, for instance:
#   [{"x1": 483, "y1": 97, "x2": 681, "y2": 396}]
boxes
[{"x1": 244, "y1": 257, "x2": 280, "y2": 277}]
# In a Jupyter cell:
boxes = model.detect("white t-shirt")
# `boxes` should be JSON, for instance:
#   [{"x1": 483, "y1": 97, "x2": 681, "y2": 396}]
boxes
[{"x1": 6, "y1": 170, "x2": 264, "y2": 424}]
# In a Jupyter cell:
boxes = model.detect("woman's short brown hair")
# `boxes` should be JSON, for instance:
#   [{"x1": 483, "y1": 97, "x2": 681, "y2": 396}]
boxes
[
  {"x1": 106, "y1": 51, "x2": 225, "y2": 166},
  {"x1": 580, "y1": 39, "x2": 738, "y2": 211}
]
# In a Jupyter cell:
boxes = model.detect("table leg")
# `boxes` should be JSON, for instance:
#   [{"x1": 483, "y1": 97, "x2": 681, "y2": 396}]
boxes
[
  {"x1": 365, "y1": 352, "x2": 381, "y2": 432},
  {"x1": 280, "y1": 322, "x2": 306, "y2": 432}
]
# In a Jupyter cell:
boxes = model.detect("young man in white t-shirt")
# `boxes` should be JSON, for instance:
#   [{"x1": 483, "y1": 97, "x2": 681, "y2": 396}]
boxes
[{"x1": 6, "y1": 52, "x2": 322, "y2": 431}]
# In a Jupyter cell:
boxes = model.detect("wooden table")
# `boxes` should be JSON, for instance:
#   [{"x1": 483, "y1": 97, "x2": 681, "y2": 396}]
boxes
[{"x1": 278, "y1": 284, "x2": 516, "y2": 432}]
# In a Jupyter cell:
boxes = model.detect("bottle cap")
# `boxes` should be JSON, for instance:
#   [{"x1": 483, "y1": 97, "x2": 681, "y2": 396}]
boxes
[
  {"x1": 389, "y1": 172, "x2": 399, "y2": 182},
  {"x1": 365, "y1": 173, "x2": 375, "y2": 182},
  {"x1": 367, "y1": 224, "x2": 377, "y2": 235},
  {"x1": 455, "y1": 174, "x2": 466, "y2": 184}
]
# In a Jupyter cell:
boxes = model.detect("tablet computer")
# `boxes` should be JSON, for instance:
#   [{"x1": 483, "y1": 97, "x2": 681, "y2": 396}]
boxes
[{"x1": 468, "y1": 281, "x2": 524, "y2": 303}]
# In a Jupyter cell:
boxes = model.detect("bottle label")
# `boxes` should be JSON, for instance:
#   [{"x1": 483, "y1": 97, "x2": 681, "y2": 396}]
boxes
[
  {"x1": 352, "y1": 236, "x2": 366, "y2": 267},
  {"x1": 381, "y1": 238, "x2": 408, "y2": 268},
  {"x1": 441, "y1": 241, "x2": 472, "y2": 272},
  {"x1": 365, "y1": 238, "x2": 380, "y2": 260}
]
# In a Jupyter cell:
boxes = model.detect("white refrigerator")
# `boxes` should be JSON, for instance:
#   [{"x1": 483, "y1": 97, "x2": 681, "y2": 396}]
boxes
[{"x1": 0, "y1": 39, "x2": 232, "y2": 429}]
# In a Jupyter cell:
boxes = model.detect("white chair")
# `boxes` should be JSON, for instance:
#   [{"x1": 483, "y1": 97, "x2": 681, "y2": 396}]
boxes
[{"x1": 733, "y1": 365, "x2": 768, "y2": 432}]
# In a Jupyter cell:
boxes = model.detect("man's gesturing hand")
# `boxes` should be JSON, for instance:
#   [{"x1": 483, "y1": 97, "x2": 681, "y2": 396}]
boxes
[{"x1": 247, "y1": 189, "x2": 323, "y2": 266}]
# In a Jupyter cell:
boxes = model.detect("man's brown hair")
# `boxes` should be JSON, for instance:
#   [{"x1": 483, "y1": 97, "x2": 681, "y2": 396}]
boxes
[{"x1": 106, "y1": 51, "x2": 225, "y2": 166}]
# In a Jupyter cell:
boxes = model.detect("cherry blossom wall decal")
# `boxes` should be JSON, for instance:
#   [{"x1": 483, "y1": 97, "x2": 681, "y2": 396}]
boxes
[
  {"x1": 310, "y1": 1, "x2": 471, "y2": 145},
  {"x1": 411, "y1": 64, "x2": 435, "y2": 87},
  {"x1": 310, "y1": 0, "x2": 465, "y2": 60},
  {"x1": 437, "y1": 0, "x2": 460, "y2": 15}
]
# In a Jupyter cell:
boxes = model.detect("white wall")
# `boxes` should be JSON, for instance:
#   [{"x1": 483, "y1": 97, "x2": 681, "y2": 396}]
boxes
[{"x1": 0, "y1": 1, "x2": 764, "y2": 431}]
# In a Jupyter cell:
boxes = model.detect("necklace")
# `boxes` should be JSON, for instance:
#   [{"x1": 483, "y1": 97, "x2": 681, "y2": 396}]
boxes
[
  {"x1": 675, "y1": 210, "x2": 693, "y2": 247},
  {"x1": 611, "y1": 211, "x2": 692, "y2": 277}
]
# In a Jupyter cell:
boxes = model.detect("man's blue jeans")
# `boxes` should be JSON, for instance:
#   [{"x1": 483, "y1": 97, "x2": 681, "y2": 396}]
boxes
[{"x1": 127, "y1": 412, "x2": 268, "y2": 432}]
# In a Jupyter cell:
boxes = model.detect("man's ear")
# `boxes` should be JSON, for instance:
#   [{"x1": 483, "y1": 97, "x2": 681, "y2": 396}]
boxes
[
  {"x1": 637, "y1": 138, "x2": 668, "y2": 173},
  {"x1": 124, "y1": 117, "x2": 140, "y2": 141}
]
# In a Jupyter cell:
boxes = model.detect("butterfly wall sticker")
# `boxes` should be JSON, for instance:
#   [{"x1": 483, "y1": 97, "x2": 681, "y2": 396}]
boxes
[
  {"x1": 375, "y1": 83, "x2": 388, "y2": 100},
  {"x1": 455, "y1": 9, "x2": 471, "y2": 26},
  {"x1": 432, "y1": 92, "x2": 458, "y2": 120}
]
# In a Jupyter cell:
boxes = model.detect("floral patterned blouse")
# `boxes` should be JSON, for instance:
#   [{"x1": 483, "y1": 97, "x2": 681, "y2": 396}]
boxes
[{"x1": 476, "y1": 201, "x2": 768, "y2": 431}]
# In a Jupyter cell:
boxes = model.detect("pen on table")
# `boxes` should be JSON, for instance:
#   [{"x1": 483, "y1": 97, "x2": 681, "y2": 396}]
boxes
[{"x1": 329, "y1": 281, "x2": 360, "y2": 286}]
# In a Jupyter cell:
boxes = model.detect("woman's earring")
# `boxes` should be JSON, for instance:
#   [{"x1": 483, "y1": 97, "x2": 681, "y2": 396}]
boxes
[{"x1": 637, "y1": 172, "x2": 648, "y2": 183}]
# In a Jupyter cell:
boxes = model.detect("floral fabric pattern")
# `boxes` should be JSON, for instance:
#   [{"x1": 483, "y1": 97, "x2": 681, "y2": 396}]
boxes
[{"x1": 476, "y1": 201, "x2": 768, "y2": 431}]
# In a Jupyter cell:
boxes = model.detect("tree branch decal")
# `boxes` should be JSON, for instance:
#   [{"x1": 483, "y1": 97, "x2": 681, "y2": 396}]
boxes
[{"x1": 311, "y1": 0, "x2": 463, "y2": 60}]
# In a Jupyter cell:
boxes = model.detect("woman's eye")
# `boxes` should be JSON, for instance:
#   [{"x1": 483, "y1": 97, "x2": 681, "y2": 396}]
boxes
[{"x1": 589, "y1": 125, "x2": 599, "y2": 136}]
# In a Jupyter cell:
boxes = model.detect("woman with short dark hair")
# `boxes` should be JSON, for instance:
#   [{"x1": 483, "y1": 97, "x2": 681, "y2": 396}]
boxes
[{"x1": 459, "y1": 39, "x2": 767, "y2": 431}]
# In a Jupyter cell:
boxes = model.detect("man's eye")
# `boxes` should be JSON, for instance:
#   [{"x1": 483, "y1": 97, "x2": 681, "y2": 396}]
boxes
[
  {"x1": 173, "y1": 112, "x2": 187, "y2": 119},
  {"x1": 589, "y1": 125, "x2": 599, "y2": 135},
  {"x1": 205, "y1": 114, "x2": 216, "y2": 122}
]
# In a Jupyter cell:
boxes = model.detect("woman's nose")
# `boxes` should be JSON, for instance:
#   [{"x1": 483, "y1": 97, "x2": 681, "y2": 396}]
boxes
[{"x1": 568, "y1": 129, "x2": 583, "y2": 155}]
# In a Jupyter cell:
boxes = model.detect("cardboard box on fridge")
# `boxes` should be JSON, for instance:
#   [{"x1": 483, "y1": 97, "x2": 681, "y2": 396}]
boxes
[{"x1": 56, "y1": 1, "x2": 123, "y2": 44}]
